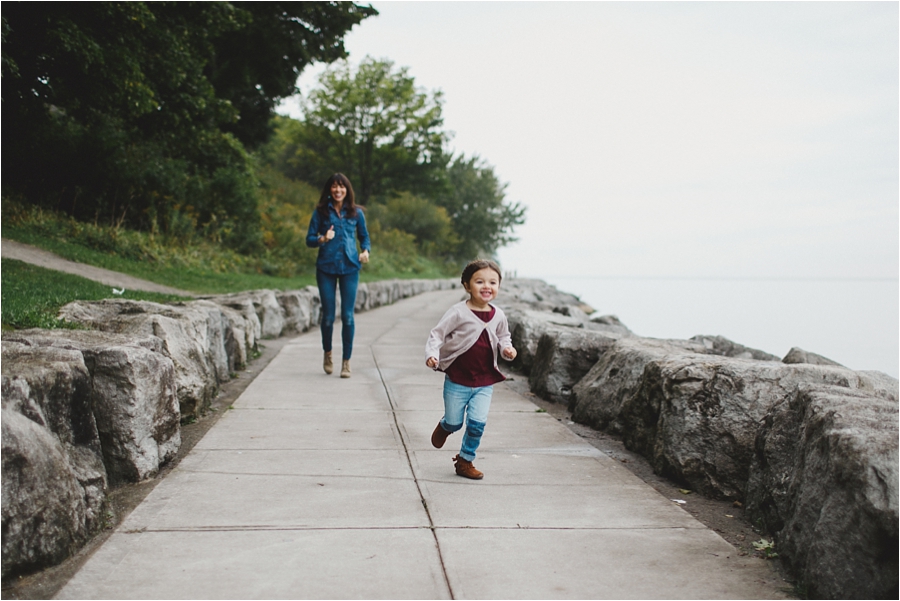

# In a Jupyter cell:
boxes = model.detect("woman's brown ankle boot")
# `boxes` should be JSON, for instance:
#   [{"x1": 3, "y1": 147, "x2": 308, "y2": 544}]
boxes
[{"x1": 323, "y1": 351, "x2": 333, "y2": 374}]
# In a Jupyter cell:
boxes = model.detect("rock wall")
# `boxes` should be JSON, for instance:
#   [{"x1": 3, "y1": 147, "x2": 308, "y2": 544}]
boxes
[
  {"x1": 499, "y1": 279, "x2": 899, "y2": 599},
  {"x1": 1, "y1": 278, "x2": 457, "y2": 578}
]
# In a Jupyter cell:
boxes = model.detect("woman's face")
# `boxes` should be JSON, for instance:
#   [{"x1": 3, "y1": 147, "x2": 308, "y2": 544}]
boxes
[{"x1": 330, "y1": 182, "x2": 347, "y2": 203}]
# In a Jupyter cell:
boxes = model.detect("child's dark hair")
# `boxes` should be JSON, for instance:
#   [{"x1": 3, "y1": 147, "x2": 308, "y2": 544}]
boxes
[
  {"x1": 316, "y1": 173, "x2": 358, "y2": 218},
  {"x1": 461, "y1": 259, "x2": 502, "y2": 286}
]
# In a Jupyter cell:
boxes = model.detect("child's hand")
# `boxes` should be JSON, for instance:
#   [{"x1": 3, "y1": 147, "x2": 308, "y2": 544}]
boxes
[
  {"x1": 502, "y1": 346, "x2": 517, "y2": 360},
  {"x1": 359, "y1": 249, "x2": 369, "y2": 263},
  {"x1": 426, "y1": 357, "x2": 438, "y2": 369}
]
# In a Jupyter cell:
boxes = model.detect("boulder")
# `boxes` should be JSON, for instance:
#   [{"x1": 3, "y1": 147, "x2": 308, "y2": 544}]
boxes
[
  {"x1": 571, "y1": 337, "x2": 711, "y2": 430},
  {"x1": 2, "y1": 330, "x2": 180, "y2": 483},
  {"x1": 504, "y1": 308, "x2": 583, "y2": 375},
  {"x1": 782, "y1": 346, "x2": 845, "y2": 368},
  {"x1": 529, "y1": 328, "x2": 624, "y2": 404},
  {"x1": 1, "y1": 343, "x2": 108, "y2": 578},
  {"x1": 59, "y1": 300, "x2": 220, "y2": 418},
  {"x1": 690, "y1": 334, "x2": 781, "y2": 361},
  {"x1": 276, "y1": 287, "x2": 320, "y2": 335},
  {"x1": 747, "y1": 383, "x2": 899, "y2": 599},
  {"x1": 1, "y1": 409, "x2": 92, "y2": 578},
  {"x1": 212, "y1": 296, "x2": 261, "y2": 355},
  {"x1": 211, "y1": 290, "x2": 284, "y2": 339},
  {"x1": 585, "y1": 314, "x2": 633, "y2": 337},
  {"x1": 617, "y1": 355, "x2": 890, "y2": 500},
  {"x1": 82, "y1": 344, "x2": 179, "y2": 483}
]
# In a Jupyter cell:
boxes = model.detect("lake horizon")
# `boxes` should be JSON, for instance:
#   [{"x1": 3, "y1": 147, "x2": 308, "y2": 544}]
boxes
[{"x1": 519, "y1": 274, "x2": 899, "y2": 379}]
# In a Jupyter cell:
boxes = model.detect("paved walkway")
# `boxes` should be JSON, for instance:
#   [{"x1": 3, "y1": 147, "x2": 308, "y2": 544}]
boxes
[
  {"x1": 56, "y1": 290, "x2": 785, "y2": 599},
  {"x1": 1, "y1": 238, "x2": 193, "y2": 296}
]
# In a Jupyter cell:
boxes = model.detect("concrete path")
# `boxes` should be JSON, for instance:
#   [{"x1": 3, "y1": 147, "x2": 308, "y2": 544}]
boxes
[
  {"x1": 56, "y1": 289, "x2": 785, "y2": 599},
  {"x1": 1, "y1": 238, "x2": 193, "y2": 296}
]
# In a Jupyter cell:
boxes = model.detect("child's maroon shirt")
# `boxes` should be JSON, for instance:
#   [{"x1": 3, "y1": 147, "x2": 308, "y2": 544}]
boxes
[{"x1": 443, "y1": 307, "x2": 506, "y2": 387}]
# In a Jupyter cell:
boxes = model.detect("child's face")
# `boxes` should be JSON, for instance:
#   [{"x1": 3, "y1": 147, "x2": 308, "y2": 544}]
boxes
[{"x1": 464, "y1": 268, "x2": 501, "y2": 305}]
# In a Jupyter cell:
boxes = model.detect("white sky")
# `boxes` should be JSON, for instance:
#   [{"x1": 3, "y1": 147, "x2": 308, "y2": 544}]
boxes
[{"x1": 280, "y1": 1, "x2": 898, "y2": 281}]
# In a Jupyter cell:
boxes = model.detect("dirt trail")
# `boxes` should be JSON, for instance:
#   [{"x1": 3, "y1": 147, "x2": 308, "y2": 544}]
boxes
[{"x1": 1, "y1": 238, "x2": 194, "y2": 296}]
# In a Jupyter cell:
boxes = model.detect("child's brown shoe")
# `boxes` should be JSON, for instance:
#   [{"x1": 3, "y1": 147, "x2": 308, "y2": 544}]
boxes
[
  {"x1": 431, "y1": 423, "x2": 451, "y2": 448},
  {"x1": 453, "y1": 455, "x2": 483, "y2": 480}
]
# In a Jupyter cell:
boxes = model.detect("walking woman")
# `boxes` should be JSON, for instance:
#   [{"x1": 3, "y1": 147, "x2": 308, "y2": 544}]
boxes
[{"x1": 306, "y1": 173, "x2": 371, "y2": 378}]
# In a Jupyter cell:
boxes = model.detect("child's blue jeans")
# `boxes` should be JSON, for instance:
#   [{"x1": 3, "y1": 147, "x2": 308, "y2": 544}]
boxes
[
  {"x1": 316, "y1": 269, "x2": 359, "y2": 360},
  {"x1": 440, "y1": 376, "x2": 493, "y2": 461}
]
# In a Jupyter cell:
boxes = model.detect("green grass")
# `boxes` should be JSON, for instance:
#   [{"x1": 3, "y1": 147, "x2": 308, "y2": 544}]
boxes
[
  {"x1": 1, "y1": 200, "x2": 454, "y2": 331},
  {"x1": 2, "y1": 203, "x2": 452, "y2": 295},
  {"x1": 1, "y1": 259, "x2": 189, "y2": 330}
]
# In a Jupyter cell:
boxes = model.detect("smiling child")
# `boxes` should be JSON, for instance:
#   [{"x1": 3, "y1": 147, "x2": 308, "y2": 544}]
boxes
[{"x1": 425, "y1": 259, "x2": 517, "y2": 479}]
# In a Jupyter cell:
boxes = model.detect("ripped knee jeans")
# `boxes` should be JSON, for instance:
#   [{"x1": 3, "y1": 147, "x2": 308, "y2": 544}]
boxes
[{"x1": 439, "y1": 375, "x2": 494, "y2": 461}]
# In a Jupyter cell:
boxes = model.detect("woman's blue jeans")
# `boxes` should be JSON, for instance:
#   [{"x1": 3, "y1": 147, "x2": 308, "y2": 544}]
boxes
[
  {"x1": 440, "y1": 376, "x2": 494, "y2": 461},
  {"x1": 317, "y1": 270, "x2": 359, "y2": 361}
]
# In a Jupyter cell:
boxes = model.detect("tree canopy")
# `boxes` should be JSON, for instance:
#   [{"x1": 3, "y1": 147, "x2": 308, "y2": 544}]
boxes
[
  {"x1": 1, "y1": 2, "x2": 376, "y2": 251},
  {"x1": 270, "y1": 57, "x2": 449, "y2": 205},
  {"x1": 263, "y1": 57, "x2": 525, "y2": 261}
]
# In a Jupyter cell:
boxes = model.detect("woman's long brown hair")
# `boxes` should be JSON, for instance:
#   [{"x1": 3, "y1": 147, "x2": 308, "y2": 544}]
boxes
[{"x1": 316, "y1": 173, "x2": 358, "y2": 218}]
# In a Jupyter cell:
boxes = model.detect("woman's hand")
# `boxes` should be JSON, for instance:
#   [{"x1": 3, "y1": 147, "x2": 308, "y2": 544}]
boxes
[
  {"x1": 502, "y1": 346, "x2": 518, "y2": 360},
  {"x1": 426, "y1": 357, "x2": 438, "y2": 368},
  {"x1": 359, "y1": 249, "x2": 369, "y2": 263},
  {"x1": 319, "y1": 225, "x2": 335, "y2": 244}
]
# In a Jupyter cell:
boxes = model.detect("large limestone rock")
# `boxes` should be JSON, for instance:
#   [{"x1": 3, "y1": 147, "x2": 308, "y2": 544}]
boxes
[
  {"x1": 58, "y1": 300, "x2": 221, "y2": 418},
  {"x1": 690, "y1": 334, "x2": 780, "y2": 361},
  {"x1": 504, "y1": 308, "x2": 582, "y2": 375},
  {"x1": 212, "y1": 296, "x2": 261, "y2": 356},
  {"x1": 586, "y1": 314, "x2": 633, "y2": 336},
  {"x1": 82, "y1": 343, "x2": 179, "y2": 483},
  {"x1": 2, "y1": 409, "x2": 91, "y2": 578},
  {"x1": 277, "y1": 287, "x2": 320, "y2": 335},
  {"x1": 781, "y1": 346, "x2": 845, "y2": 367},
  {"x1": 571, "y1": 337, "x2": 712, "y2": 431},
  {"x1": 1, "y1": 343, "x2": 107, "y2": 578},
  {"x1": 617, "y1": 355, "x2": 891, "y2": 500},
  {"x1": 747, "y1": 382, "x2": 899, "y2": 599},
  {"x1": 2, "y1": 330, "x2": 180, "y2": 483},
  {"x1": 211, "y1": 290, "x2": 285, "y2": 339},
  {"x1": 529, "y1": 328, "x2": 625, "y2": 404}
]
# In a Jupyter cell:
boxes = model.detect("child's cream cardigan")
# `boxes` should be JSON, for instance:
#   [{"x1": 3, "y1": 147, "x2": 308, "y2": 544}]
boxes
[{"x1": 425, "y1": 301, "x2": 513, "y2": 373}]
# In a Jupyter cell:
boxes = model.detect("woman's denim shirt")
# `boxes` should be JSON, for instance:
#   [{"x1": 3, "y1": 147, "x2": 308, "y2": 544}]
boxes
[{"x1": 306, "y1": 205, "x2": 371, "y2": 275}]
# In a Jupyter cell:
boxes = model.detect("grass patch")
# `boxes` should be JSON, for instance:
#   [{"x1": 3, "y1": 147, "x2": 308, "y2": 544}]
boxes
[
  {"x1": 1, "y1": 259, "x2": 188, "y2": 330},
  {"x1": 2, "y1": 199, "x2": 454, "y2": 296}
]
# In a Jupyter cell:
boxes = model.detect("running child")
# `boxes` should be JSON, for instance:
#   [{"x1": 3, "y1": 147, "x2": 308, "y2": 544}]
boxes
[{"x1": 425, "y1": 259, "x2": 517, "y2": 479}]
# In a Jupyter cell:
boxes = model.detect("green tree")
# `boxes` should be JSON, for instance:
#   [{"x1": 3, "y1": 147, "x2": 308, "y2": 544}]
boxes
[
  {"x1": 366, "y1": 192, "x2": 459, "y2": 257},
  {"x1": 271, "y1": 57, "x2": 449, "y2": 204},
  {"x1": 1, "y1": 2, "x2": 374, "y2": 251},
  {"x1": 207, "y1": 2, "x2": 377, "y2": 149},
  {"x1": 437, "y1": 155, "x2": 526, "y2": 258}
]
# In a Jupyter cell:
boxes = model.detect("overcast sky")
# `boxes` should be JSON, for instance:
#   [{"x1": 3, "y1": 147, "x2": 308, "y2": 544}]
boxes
[{"x1": 282, "y1": 1, "x2": 898, "y2": 281}]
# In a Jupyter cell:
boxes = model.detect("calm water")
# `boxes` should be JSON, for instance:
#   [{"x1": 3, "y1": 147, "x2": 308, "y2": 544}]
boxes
[{"x1": 539, "y1": 276, "x2": 899, "y2": 379}]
